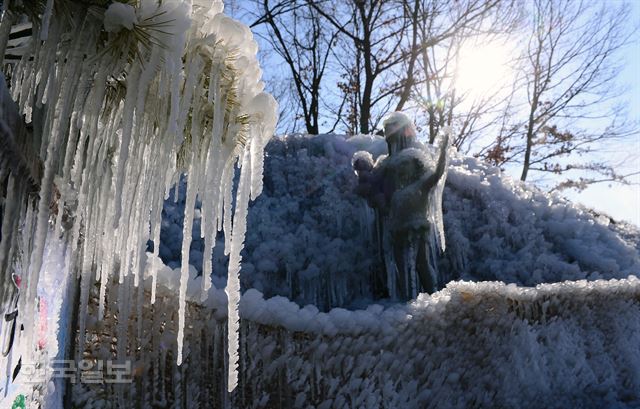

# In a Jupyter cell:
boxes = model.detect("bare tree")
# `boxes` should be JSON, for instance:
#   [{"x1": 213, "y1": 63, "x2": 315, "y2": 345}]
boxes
[
  {"x1": 309, "y1": 0, "x2": 517, "y2": 135},
  {"x1": 307, "y1": 0, "x2": 414, "y2": 134},
  {"x1": 247, "y1": 0, "x2": 636, "y2": 190},
  {"x1": 485, "y1": 0, "x2": 637, "y2": 189},
  {"x1": 247, "y1": 0, "x2": 517, "y2": 136},
  {"x1": 252, "y1": 0, "x2": 337, "y2": 134}
]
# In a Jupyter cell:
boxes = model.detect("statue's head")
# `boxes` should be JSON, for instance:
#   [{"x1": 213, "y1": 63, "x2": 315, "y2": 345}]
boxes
[{"x1": 383, "y1": 112, "x2": 416, "y2": 155}]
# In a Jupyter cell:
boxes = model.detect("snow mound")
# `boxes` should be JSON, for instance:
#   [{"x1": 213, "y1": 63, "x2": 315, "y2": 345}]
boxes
[{"x1": 159, "y1": 133, "x2": 639, "y2": 310}]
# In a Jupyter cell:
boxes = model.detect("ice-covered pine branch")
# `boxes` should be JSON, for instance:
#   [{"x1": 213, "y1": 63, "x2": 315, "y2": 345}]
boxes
[{"x1": 1, "y1": 0, "x2": 277, "y2": 395}]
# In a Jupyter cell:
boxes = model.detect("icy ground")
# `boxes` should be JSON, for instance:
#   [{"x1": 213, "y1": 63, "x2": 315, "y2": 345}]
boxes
[{"x1": 158, "y1": 133, "x2": 639, "y2": 310}]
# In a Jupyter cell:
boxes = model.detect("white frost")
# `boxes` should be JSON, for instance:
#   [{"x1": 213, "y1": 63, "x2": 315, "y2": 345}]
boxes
[{"x1": 103, "y1": 2, "x2": 138, "y2": 33}]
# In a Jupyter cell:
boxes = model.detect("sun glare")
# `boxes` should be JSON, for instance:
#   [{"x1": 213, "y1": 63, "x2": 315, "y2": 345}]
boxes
[{"x1": 455, "y1": 40, "x2": 515, "y2": 103}]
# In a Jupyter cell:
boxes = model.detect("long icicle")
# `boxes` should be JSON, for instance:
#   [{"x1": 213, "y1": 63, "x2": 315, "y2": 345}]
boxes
[{"x1": 226, "y1": 147, "x2": 252, "y2": 392}]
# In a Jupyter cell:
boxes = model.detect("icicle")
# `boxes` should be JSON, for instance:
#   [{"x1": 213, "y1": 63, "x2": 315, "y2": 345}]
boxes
[
  {"x1": 150, "y1": 204, "x2": 163, "y2": 304},
  {"x1": 429, "y1": 127, "x2": 452, "y2": 252},
  {"x1": 113, "y1": 66, "x2": 142, "y2": 227},
  {"x1": 1, "y1": 0, "x2": 278, "y2": 398},
  {"x1": 40, "y1": 0, "x2": 55, "y2": 41},
  {"x1": 221, "y1": 158, "x2": 235, "y2": 254},
  {"x1": 177, "y1": 167, "x2": 200, "y2": 365},
  {"x1": 226, "y1": 148, "x2": 252, "y2": 392},
  {"x1": 0, "y1": 6, "x2": 17, "y2": 64},
  {"x1": 245, "y1": 92, "x2": 278, "y2": 200},
  {"x1": 97, "y1": 171, "x2": 117, "y2": 319},
  {"x1": 200, "y1": 144, "x2": 224, "y2": 301},
  {"x1": 22, "y1": 59, "x2": 68, "y2": 361}
]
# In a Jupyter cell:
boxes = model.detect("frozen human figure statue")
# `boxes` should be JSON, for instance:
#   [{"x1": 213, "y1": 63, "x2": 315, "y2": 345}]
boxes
[{"x1": 353, "y1": 112, "x2": 450, "y2": 300}]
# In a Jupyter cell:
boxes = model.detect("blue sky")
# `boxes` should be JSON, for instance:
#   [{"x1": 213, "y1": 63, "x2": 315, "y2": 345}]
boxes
[{"x1": 563, "y1": 0, "x2": 639, "y2": 226}]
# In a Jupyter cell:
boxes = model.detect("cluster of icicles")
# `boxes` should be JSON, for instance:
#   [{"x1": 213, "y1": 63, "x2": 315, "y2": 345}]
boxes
[{"x1": 3, "y1": 0, "x2": 277, "y2": 392}]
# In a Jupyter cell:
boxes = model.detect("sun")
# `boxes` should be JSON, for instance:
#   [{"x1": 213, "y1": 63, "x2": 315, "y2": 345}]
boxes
[{"x1": 454, "y1": 39, "x2": 515, "y2": 103}]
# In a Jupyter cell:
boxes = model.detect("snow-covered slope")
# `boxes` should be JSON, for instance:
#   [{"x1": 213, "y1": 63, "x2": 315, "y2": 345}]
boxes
[{"x1": 159, "y1": 133, "x2": 639, "y2": 310}]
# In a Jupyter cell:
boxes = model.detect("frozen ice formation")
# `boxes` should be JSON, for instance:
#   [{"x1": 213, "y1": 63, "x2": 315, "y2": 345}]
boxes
[
  {"x1": 72, "y1": 262, "x2": 640, "y2": 408},
  {"x1": 0, "y1": 0, "x2": 277, "y2": 397},
  {"x1": 103, "y1": 3, "x2": 138, "y2": 33},
  {"x1": 158, "y1": 133, "x2": 638, "y2": 311}
]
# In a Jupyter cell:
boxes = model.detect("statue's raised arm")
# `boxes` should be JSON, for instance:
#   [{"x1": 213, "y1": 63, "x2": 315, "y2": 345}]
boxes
[{"x1": 421, "y1": 131, "x2": 450, "y2": 192}]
